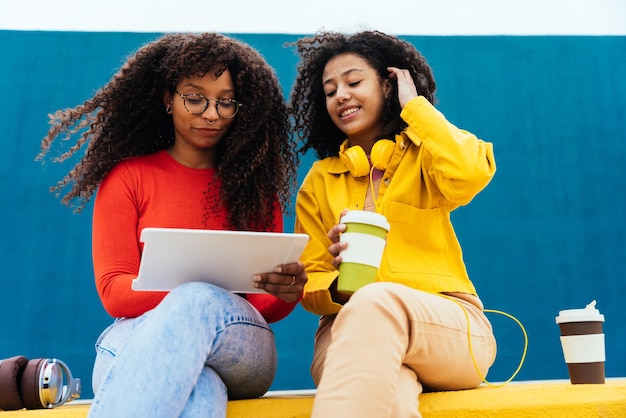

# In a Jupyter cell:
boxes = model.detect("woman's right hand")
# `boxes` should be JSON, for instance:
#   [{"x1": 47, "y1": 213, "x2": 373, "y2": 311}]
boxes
[
  {"x1": 328, "y1": 209, "x2": 352, "y2": 305},
  {"x1": 327, "y1": 209, "x2": 349, "y2": 269}
]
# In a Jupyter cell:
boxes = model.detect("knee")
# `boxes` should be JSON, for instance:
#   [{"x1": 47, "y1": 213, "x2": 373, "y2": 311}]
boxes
[
  {"x1": 171, "y1": 281, "x2": 228, "y2": 297},
  {"x1": 161, "y1": 282, "x2": 234, "y2": 318},
  {"x1": 347, "y1": 282, "x2": 406, "y2": 312},
  {"x1": 170, "y1": 282, "x2": 230, "y2": 303},
  {"x1": 337, "y1": 282, "x2": 408, "y2": 328},
  {"x1": 331, "y1": 283, "x2": 411, "y2": 348}
]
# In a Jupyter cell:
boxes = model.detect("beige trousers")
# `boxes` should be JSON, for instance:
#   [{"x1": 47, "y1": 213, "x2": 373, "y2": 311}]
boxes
[{"x1": 310, "y1": 283, "x2": 497, "y2": 418}]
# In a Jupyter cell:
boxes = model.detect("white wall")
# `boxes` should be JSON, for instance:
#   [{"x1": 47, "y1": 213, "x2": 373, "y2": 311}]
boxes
[{"x1": 0, "y1": 0, "x2": 625, "y2": 35}]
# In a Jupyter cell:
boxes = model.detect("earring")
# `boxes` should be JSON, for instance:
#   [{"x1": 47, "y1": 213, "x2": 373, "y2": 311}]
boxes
[{"x1": 165, "y1": 104, "x2": 172, "y2": 113}]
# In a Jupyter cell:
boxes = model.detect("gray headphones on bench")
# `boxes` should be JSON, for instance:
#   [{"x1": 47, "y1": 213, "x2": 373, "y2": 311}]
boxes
[{"x1": 0, "y1": 356, "x2": 81, "y2": 410}]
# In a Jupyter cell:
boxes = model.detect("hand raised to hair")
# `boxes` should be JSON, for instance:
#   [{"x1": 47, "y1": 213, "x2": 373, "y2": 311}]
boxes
[
  {"x1": 387, "y1": 67, "x2": 418, "y2": 109},
  {"x1": 251, "y1": 261, "x2": 307, "y2": 303}
]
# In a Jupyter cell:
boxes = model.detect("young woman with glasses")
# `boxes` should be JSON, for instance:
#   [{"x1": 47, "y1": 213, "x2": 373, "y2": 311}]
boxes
[{"x1": 38, "y1": 32, "x2": 305, "y2": 418}]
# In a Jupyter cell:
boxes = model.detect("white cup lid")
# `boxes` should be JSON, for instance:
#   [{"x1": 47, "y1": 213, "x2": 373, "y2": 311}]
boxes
[
  {"x1": 340, "y1": 210, "x2": 390, "y2": 231},
  {"x1": 555, "y1": 300, "x2": 605, "y2": 323}
]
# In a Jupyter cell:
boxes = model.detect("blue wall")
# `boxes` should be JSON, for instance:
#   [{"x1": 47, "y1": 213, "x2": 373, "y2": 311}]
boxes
[{"x1": 1, "y1": 31, "x2": 624, "y2": 399}]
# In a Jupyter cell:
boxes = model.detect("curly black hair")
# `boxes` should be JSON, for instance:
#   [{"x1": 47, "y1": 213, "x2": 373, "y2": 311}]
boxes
[
  {"x1": 289, "y1": 30, "x2": 437, "y2": 159},
  {"x1": 37, "y1": 32, "x2": 298, "y2": 231}
]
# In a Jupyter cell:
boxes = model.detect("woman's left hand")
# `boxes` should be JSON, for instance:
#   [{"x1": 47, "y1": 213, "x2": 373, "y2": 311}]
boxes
[{"x1": 251, "y1": 261, "x2": 307, "y2": 302}]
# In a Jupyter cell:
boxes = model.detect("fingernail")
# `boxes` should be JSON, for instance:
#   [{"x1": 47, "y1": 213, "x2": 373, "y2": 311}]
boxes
[
  {"x1": 274, "y1": 266, "x2": 282, "y2": 273},
  {"x1": 252, "y1": 275, "x2": 261, "y2": 283},
  {"x1": 251, "y1": 281, "x2": 260, "y2": 288}
]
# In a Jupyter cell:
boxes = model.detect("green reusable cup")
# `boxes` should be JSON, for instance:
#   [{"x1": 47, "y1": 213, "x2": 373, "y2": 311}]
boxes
[{"x1": 337, "y1": 210, "x2": 390, "y2": 294}]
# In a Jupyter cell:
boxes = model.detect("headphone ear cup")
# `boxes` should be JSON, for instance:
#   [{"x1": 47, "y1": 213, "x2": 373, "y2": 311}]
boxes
[
  {"x1": 0, "y1": 356, "x2": 28, "y2": 411},
  {"x1": 20, "y1": 359, "x2": 47, "y2": 410},
  {"x1": 339, "y1": 145, "x2": 370, "y2": 177},
  {"x1": 39, "y1": 360, "x2": 65, "y2": 408},
  {"x1": 370, "y1": 139, "x2": 395, "y2": 171}
]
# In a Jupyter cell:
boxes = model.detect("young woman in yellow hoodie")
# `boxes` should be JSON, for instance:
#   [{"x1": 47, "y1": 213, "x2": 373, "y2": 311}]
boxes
[{"x1": 289, "y1": 30, "x2": 498, "y2": 418}]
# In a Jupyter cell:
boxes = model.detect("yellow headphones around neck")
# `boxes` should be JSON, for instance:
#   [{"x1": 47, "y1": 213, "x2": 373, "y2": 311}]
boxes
[{"x1": 339, "y1": 139, "x2": 396, "y2": 177}]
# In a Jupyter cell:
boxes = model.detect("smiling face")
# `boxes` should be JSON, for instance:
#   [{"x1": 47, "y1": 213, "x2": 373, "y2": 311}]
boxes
[
  {"x1": 322, "y1": 53, "x2": 391, "y2": 152},
  {"x1": 164, "y1": 70, "x2": 236, "y2": 168}
]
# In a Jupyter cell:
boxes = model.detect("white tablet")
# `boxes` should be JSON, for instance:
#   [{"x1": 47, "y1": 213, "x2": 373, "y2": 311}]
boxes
[{"x1": 132, "y1": 228, "x2": 309, "y2": 293}]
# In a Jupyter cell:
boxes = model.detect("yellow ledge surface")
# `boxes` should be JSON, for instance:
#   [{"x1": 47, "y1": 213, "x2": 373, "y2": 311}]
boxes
[{"x1": 2, "y1": 379, "x2": 625, "y2": 417}]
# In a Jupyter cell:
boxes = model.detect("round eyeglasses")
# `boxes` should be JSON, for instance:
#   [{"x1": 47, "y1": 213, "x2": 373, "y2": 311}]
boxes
[{"x1": 175, "y1": 91, "x2": 243, "y2": 118}]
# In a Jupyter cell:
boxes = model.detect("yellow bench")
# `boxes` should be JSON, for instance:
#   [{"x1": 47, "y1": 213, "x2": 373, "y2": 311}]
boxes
[{"x1": 3, "y1": 379, "x2": 625, "y2": 417}]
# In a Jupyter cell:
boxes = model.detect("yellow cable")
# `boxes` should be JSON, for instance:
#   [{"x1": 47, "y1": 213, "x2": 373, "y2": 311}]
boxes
[
  {"x1": 481, "y1": 308, "x2": 529, "y2": 387},
  {"x1": 369, "y1": 165, "x2": 380, "y2": 213},
  {"x1": 440, "y1": 294, "x2": 529, "y2": 388}
]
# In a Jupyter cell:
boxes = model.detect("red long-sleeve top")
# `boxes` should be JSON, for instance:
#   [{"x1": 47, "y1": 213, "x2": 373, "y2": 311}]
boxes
[{"x1": 92, "y1": 150, "x2": 297, "y2": 322}]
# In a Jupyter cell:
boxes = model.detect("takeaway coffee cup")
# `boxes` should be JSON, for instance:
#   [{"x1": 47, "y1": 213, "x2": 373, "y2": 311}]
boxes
[
  {"x1": 337, "y1": 210, "x2": 390, "y2": 294},
  {"x1": 555, "y1": 300, "x2": 605, "y2": 384}
]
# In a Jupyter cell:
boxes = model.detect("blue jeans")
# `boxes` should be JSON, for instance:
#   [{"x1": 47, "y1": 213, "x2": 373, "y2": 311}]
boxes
[{"x1": 88, "y1": 282, "x2": 277, "y2": 418}]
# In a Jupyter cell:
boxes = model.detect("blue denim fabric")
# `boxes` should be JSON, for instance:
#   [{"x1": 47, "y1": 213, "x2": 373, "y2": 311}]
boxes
[{"x1": 88, "y1": 282, "x2": 277, "y2": 418}]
